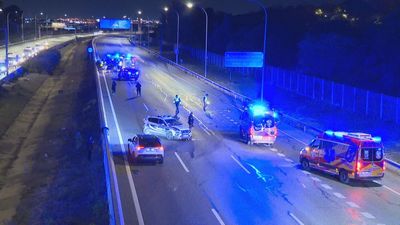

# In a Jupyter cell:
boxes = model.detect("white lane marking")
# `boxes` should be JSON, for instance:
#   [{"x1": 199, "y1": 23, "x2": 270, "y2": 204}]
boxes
[
  {"x1": 95, "y1": 68, "x2": 125, "y2": 225},
  {"x1": 321, "y1": 184, "x2": 333, "y2": 190},
  {"x1": 346, "y1": 201, "x2": 360, "y2": 208},
  {"x1": 383, "y1": 184, "x2": 400, "y2": 197},
  {"x1": 278, "y1": 129, "x2": 308, "y2": 145},
  {"x1": 230, "y1": 119, "x2": 234, "y2": 122},
  {"x1": 333, "y1": 192, "x2": 346, "y2": 199},
  {"x1": 101, "y1": 71, "x2": 145, "y2": 225},
  {"x1": 277, "y1": 153, "x2": 286, "y2": 157},
  {"x1": 302, "y1": 183, "x2": 306, "y2": 188},
  {"x1": 361, "y1": 212, "x2": 375, "y2": 219},
  {"x1": 143, "y1": 103, "x2": 149, "y2": 112},
  {"x1": 270, "y1": 148, "x2": 278, "y2": 152},
  {"x1": 301, "y1": 170, "x2": 311, "y2": 175},
  {"x1": 211, "y1": 208, "x2": 226, "y2": 225},
  {"x1": 175, "y1": 152, "x2": 189, "y2": 173},
  {"x1": 285, "y1": 158, "x2": 294, "y2": 163},
  {"x1": 310, "y1": 176, "x2": 321, "y2": 182},
  {"x1": 231, "y1": 155, "x2": 251, "y2": 174},
  {"x1": 288, "y1": 212, "x2": 305, "y2": 225}
]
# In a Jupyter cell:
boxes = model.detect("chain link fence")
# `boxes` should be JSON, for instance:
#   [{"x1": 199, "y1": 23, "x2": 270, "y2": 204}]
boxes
[{"x1": 180, "y1": 46, "x2": 400, "y2": 124}]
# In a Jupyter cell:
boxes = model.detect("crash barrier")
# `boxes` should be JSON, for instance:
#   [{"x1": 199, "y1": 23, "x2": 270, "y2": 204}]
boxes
[
  {"x1": 91, "y1": 38, "x2": 119, "y2": 225},
  {"x1": 180, "y1": 46, "x2": 400, "y2": 125},
  {"x1": 141, "y1": 46, "x2": 400, "y2": 171}
]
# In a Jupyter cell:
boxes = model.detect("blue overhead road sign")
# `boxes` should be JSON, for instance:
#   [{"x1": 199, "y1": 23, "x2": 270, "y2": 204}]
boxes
[{"x1": 224, "y1": 52, "x2": 264, "y2": 68}]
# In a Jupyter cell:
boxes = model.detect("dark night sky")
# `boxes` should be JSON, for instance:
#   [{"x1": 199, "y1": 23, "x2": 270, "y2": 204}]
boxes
[{"x1": 5, "y1": 0, "x2": 344, "y2": 18}]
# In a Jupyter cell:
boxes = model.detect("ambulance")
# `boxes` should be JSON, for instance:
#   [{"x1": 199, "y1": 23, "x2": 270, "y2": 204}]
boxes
[
  {"x1": 299, "y1": 131, "x2": 385, "y2": 183},
  {"x1": 239, "y1": 101, "x2": 278, "y2": 145}
]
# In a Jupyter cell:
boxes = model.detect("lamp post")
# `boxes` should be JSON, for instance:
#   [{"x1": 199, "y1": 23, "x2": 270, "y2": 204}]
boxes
[
  {"x1": 138, "y1": 10, "x2": 142, "y2": 46},
  {"x1": 21, "y1": 11, "x2": 24, "y2": 41},
  {"x1": 186, "y1": 2, "x2": 208, "y2": 77},
  {"x1": 248, "y1": 0, "x2": 268, "y2": 100},
  {"x1": 164, "y1": 6, "x2": 180, "y2": 64}
]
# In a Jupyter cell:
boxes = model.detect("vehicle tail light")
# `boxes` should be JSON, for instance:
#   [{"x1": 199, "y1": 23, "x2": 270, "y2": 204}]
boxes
[
  {"x1": 383, "y1": 161, "x2": 386, "y2": 171},
  {"x1": 136, "y1": 146, "x2": 144, "y2": 150},
  {"x1": 356, "y1": 162, "x2": 361, "y2": 172},
  {"x1": 158, "y1": 146, "x2": 164, "y2": 151},
  {"x1": 249, "y1": 125, "x2": 254, "y2": 136}
]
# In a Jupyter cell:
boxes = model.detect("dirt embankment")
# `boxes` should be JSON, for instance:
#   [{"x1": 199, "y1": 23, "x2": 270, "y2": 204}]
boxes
[{"x1": 0, "y1": 39, "x2": 108, "y2": 225}]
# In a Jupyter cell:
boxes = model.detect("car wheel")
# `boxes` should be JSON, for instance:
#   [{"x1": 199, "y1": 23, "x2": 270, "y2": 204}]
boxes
[
  {"x1": 166, "y1": 131, "x2": 173, "y2": 140},
  {"x1": 301, "y1": 158, "x2": 310, "y2": 170},
  {"x1": 339, "y1": 169, "x2": 349, "y2": 184},
  {"x1": 159, "y1": 157, "x2": 164, "y2": 164}
]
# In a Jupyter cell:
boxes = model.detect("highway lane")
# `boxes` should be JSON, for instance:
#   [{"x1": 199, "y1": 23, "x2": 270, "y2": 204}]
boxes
[{"x1": 94, "y1": 35, "x2": 400, "y2": 225}]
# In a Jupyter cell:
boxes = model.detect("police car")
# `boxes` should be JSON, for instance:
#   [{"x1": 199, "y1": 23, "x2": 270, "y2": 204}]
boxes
[
  {"x1": 117, "y1": 67, "x2": 140, "y2": 81},
  {"x1": 143, "y1": 116, "x2": 192, "y2": 140}
]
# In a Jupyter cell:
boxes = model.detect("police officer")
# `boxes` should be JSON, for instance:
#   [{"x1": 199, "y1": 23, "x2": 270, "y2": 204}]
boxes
[
  {"x1": 136, "y1": 81, "x2": 142, "y2": 96},
  {"x1": 202, "y1": 93, "x2": 209, "y2": 112},
  {"x1": 111, "y1": 80, "x2": 117, "y2": 94},
  {"x1": 188, "y1": 112, "x2": 194, "y2": 129},
  {"x1": 173, "y1": 95, "x2": 181, "y2": 117}
]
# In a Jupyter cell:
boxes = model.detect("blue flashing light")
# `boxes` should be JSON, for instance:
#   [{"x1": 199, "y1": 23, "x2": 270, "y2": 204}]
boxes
[
  {"x1": 334, "y1": 132, "x2": 345, "y2": 138},
  {"x1": 0, "y1": 66, "x2": 6, "y2": 72},
  {"x1": 106, "y1": 54, "x2": 111, "y2": 58},
  {"x1": 87, "y1": 47, "x2": 93, "y2": 53},
  {"x1": 273, "y1": 111, "x2": 278, "y2": 119},
  {"x1": 325, "y1": 130, "x2": 334, "y2": 136},
  {"x1": 250, "y1": 104, "x2": 268, "y2": 117},
  {"x1": 115, "y1": 53, "x2": 120, "y2": 58},
  {"x1": 372, "y1": 136, "x2": 382, "y2": 142},
  {"x1": 136, "y1": 71, "x2": 139, "y2": 75},
  {"x1": 127, "y1": 53, "x2": 132, "y2": 59}
]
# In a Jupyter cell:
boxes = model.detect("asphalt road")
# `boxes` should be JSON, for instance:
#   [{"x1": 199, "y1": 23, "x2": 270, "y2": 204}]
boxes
[{"x1": 93, "y1": 36, "x2": 400, "y2": 225}]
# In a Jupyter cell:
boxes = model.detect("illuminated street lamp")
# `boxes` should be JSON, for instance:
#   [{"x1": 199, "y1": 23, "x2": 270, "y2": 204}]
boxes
[{"x1": 186, "y1": 2, "x2": 208, "y2": 77}]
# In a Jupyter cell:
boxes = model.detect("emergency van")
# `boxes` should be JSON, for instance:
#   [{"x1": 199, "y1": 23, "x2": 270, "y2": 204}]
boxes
[
  {"x1": 239, "y1": 102, "x2": 278, "y2": 145},
  {"x1": 299, "y1": 131, "x2": 385, "y2": 183}
]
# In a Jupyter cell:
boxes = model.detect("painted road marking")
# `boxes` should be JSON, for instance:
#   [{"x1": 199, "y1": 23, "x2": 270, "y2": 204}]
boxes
[
  {"x1": 285, "y1": 158, "x2": 294, "y2": 163},
  {"x1": 361, "y1": 212, "x2": 375, "y2": 219},
  {"x1": 175, "y1": 152, "x2": 190, "y2": 173},
  {"x1": 101, "y1": 71, "x2": 145, "y2": 225},
  {"x1": 321, "y1": 184, "x2": 333, "y2": 190},
  {"x1": 277, "y1": 153, "x2": 286, "y2": 157},
  {"x1": 333, "y1": 192, "x2": 346, "y2": 199},
  {"x1": 96, "y1": 69, "x2": 125, "y2": 225},
  {"x1": 346, "y1": 201, "x2": 360, "y2": 208},
  {"x1": 310, "y1": 176, "x2": 321, "y2": 182},
  {"x1": 231, "y1": 155, "x2": 251, "y2": 174},
  {"x1": 211, "y1": 208, "x2": 226, "y2": 225},
  {"x1": 288, "y1": 212, "x2": 305, "y2": 225},
  {"x1": 301, "y1": 170, "x2": 311, "y2": 175},
  {"x1": 383, "y1": 185, "x2": 400, "y2": 197},
  {"x1": 270, "y1": 147, "x2": 278, "y2": 152},
  {"x1": 143, "y1": 103, "x2": 149, "y2": 112},
  {"x1": 278, "y1": 129, "x2": 307, "y2": 145},
  {"x1": 302, "y1": 183, "x2": 306, "y2": 188}
]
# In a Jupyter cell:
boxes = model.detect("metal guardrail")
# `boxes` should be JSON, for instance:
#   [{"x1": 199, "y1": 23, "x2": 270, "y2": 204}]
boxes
[
  {"x1": 141, "y1": 46, "x2": 400, "y2": 171},
  {"x1": 91, "y1": 38, "x2": 117, "y2": 225}
]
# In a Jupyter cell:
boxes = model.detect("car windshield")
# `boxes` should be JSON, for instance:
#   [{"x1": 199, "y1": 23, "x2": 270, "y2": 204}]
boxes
[
  {"x1": 138, "y1": 136, "x2": 161, "y2": 147},
  {"x1": 164, "y1": 118, "x2": 182, "y2": 126}
]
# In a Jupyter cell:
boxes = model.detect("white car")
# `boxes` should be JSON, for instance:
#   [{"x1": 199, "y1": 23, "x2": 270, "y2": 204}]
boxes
[
  {"x1": 8, "y1": 53, "x2": 21, "y2": 67},
  {"x1": 127, "y1": 134, "x2": 164, "y2": 163},
  {"x1": 23, "y1": 47, "x2": 35, "y2": 59},
  {"x1": 143, "y1": 115, "x2": 192, "y2": 140}
]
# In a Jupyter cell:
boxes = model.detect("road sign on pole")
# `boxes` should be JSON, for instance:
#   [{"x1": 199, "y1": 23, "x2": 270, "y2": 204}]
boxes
[{"x1": 224, "y1": 52, "x2": 264, "y2": 68}]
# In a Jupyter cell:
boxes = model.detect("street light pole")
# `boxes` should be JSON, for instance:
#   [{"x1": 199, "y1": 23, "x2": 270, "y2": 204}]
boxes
[
  {"x1": 164, "y1": 7, "x2": 180, "y2": 64},
  {"x1": 34, "y1": 15, "x2": 37, "y2": 39},
  {"x1": 5, "y1": 12, "x2": 11, "y2": 77},
  {"x1": 21, "y1": 12, "x2": 24, "y2": 41},
  {"x1": 187, "y1": 3, "x2": 208, "y2": 77},
  {"x1": 249, "y1": 0, "x2": 268, "y2": 100}
]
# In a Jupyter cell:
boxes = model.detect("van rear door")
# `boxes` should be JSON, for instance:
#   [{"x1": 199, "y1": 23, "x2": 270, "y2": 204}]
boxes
[{"x1": 358, "y1": 148, "x2": 384, "y2": 178}]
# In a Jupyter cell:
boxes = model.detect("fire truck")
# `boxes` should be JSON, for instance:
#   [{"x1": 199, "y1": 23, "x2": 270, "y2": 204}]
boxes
[
  {"x1": 239, "y1": 102, "x2": 278, "y2": 145},
  {"x1": 300, "y1": 131, "x2": 385, "y2": 183}
]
